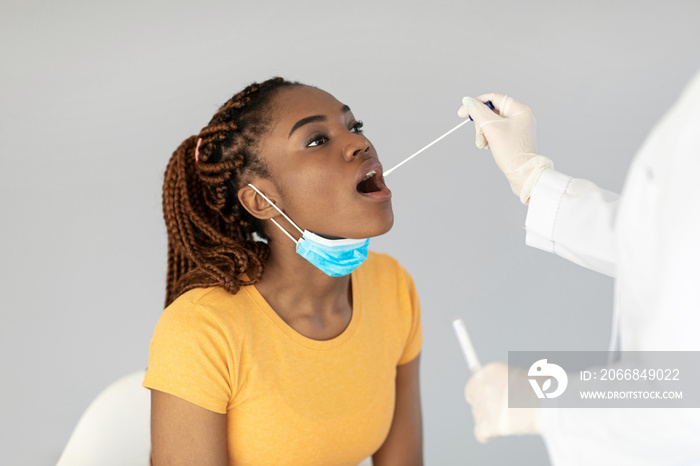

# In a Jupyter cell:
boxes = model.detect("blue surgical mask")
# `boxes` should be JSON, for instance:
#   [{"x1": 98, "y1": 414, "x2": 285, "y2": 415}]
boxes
[{"x1": 248, "y1": 184, "x2": 369, "y2": 276}]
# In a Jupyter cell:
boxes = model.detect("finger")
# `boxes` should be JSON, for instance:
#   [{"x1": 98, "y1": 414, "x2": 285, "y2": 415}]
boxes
[
  {"x1": 458, "y1": 99, "x2": 488, "y2": 118},
  {"x1": 475, "y1": 125, "x2": 488, "y2": 150},
  {"x1": 464, "y1": 380, "x2": 475, "y2": 404},
  {"x1": 457, "y1": 96, "x2": 473, "y2": 118},
  {"x1": 470, "y1": 405, "x2": 482, "y2": 425},
  {"x1": 465, "y1": 368, "x2": 486, "y2": 398},
  {"x1": 457, "y1": 98, "x2": 491, "y2": 149},
  {"x1": 465, "y1": 366, "x2": 489, "y2": 403},
  {"x1": 459, "y1": 96, "x2": 500, "y2": 123},
  {"x1": 474, "y1": 425, "x2": 493, "y2": 444},
  {"x1": 497, "y1": 406, "x2": 510, "y2": 436},
  {"x1": 457, "y1": 103, "x2": 469, "y2": 118},
  {"x1": 475, "y1": 93, "x2": 527, "y2": 118}
]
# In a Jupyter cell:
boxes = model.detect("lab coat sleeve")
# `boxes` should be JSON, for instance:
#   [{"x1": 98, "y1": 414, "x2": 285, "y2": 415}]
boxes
[{"x1": 525, "y1": 168, "x2": 620, "y2": 277}]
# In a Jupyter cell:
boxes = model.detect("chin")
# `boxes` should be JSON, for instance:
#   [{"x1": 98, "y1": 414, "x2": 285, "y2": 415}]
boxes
[
  {"x1": 314, "y1": 204, "x2": 394, "y2": 239},
  {"x1": 363, "y1": 209, "x2": 394, "y2": 239},
  {"x1": 378, "y1": 212, "x2": 395, "y2": 236}
]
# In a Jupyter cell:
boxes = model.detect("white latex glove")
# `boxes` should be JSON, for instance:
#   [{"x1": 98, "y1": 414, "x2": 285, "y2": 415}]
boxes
[
  {"x1": 464, "y1": 362, "x2": 542, "y2": 443},
  {"x1": 458, "y1": 94, "x2": 553, "y2": 204}
]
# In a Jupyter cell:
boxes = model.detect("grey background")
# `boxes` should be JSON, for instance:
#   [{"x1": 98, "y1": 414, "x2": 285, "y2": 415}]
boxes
[{"x1": 2, "y1": 0, "x2": 698, "y2": 464}]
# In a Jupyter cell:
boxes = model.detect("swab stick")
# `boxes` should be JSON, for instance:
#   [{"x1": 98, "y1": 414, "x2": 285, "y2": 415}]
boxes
[{"x1": 452, "y1": 318, "x2": 482, "y2": 371}]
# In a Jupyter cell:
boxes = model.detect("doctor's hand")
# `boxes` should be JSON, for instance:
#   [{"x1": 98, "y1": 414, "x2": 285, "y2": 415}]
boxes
[
  {"x1": 457, "y1": 93, "x2": 553, "y2": 204},
  {"x1": 464, "y1": 362, "x2": 542, "y2": 443}
]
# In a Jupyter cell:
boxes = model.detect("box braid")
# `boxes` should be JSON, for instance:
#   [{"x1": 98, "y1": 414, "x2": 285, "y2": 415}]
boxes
[{"x1": 162, "y1": 77, "x2": 300, "y2": 306}]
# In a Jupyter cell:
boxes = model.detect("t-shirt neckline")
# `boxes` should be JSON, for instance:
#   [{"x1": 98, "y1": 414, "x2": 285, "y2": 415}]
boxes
[{"x1": 243, "y1": 270, "x2": 362, "y2": 350}]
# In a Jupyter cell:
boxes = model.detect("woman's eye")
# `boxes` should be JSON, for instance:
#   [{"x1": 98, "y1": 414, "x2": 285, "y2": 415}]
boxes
[
  {"x1": 306, "y1": 135, "x2": 328, "y2": 147},
  {"x1": 350, "y1": 120, "x2": 364, "y2": 133}
]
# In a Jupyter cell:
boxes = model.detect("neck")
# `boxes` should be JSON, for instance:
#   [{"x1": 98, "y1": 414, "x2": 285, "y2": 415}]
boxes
[{"x1": 254, "y1": 233, "x2": 353, "y2": 339}]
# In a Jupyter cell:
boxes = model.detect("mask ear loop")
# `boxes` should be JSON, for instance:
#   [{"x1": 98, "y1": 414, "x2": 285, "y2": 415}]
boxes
[{"x1": 247, "y1": 184, "x2": 304, "y2": 245}]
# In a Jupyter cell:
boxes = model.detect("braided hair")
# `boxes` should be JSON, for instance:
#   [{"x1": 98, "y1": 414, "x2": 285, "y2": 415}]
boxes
[{"x1": 162, "y1": 77, "x2": 300, "y2": 306}]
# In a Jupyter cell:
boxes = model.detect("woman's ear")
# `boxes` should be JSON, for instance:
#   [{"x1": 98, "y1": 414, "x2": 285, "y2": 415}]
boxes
[{"x1": 238, "y1": 182, "x2": 280, "y2": 220}]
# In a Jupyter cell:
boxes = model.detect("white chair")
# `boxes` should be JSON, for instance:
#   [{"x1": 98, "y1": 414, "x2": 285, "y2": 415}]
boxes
[{"x1": 57, "y1": 371, "x2": 151, "y2": 466}]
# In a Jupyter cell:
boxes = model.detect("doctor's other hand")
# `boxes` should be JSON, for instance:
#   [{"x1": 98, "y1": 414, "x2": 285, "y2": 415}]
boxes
[
  {"x1": 458, "y1": 93, "x2": 553, "y2": 204},
  {"x1": 464, "y1": 362, "x2": 542, "y2": 443}
]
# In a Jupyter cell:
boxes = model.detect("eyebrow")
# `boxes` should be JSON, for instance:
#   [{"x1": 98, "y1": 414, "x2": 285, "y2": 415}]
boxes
[{"x1": 288, "y1": 105, "x2": 352, "y2": 138}]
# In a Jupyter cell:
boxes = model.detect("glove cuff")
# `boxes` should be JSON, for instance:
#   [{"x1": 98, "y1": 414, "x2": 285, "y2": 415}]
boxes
[{"x1": 517, "y1": 154, "x2": 554, "y2": 204}]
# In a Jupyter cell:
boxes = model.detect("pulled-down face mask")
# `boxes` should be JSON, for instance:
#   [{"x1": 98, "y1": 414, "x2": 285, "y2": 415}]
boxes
[{"x1": 248, "y1": 184, "x2": 369, "y2": 277}]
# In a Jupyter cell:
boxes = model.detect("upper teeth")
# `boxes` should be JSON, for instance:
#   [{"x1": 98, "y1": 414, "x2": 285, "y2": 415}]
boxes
[{"x1": 363, "y1": 170, "x2": 376, "y2": 181}]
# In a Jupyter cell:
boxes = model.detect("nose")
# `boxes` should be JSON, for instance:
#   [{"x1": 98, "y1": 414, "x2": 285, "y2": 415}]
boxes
[{"x1": 343, "y1": 133, "x2": 370, "y2": 162}]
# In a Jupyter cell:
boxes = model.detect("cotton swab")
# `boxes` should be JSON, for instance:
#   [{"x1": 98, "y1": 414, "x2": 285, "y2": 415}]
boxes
[
  {"x1": 383, "y1": 100, "x2": 495, "y2": 177},
  {"x1": 383, "y1": 120, "x2": 472, "y2": 177},
  {"x1": 452, "y1": 318, "x2": 482, "y2": 371}
]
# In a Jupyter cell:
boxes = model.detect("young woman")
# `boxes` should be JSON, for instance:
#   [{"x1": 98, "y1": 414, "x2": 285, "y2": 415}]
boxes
[{"x1": 143, "y1": 78, "x2": 423, "y2": 465}]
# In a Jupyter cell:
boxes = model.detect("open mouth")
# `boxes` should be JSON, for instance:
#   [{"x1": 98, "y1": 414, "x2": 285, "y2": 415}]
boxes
[{"x1": 356, "y1": 170, "x2": 382, "y2": 194}]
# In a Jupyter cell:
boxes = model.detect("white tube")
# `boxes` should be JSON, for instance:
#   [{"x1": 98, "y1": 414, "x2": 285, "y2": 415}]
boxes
[{"x1": 452, "y1": 318, "x2": 482, "y2": 371}]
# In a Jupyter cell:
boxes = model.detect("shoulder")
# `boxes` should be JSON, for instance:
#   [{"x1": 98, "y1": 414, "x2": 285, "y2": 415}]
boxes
[
  {"x1": 174, "y1": 286, "x2": 235, "y2": 306},
  {"x1": 161, "y1": 288, "x2": 224, "y2": 323},
  {"x1": 156, "y1": 286, "x2": 257, "y2": 336},
  {"x1": 148, "y1": 287, "x2": 254, "y2": 379},
  {"x1": 146, "y1": 287, "x2": 241, "y2": 411}
]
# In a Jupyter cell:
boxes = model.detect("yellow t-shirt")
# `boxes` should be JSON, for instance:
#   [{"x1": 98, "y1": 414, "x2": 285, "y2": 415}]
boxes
[{"x1": 143, "y1": 252, "x2": 422, "y2": 466}]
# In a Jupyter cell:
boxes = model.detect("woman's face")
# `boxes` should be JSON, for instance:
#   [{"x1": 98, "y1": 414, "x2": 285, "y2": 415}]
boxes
[{"x1": 255, "y1": 85, "x2": 393, "y2": 240}]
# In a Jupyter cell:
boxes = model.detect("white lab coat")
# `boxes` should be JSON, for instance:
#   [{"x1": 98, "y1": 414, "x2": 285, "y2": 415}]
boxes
[{"x1": 524, "y1": 70, "x2": 700, "y2": 465}]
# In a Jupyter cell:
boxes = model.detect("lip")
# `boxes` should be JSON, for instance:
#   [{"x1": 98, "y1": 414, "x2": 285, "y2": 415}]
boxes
[{"x1": 355, "y1": 158, "x2": 392, "y2": 201}]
